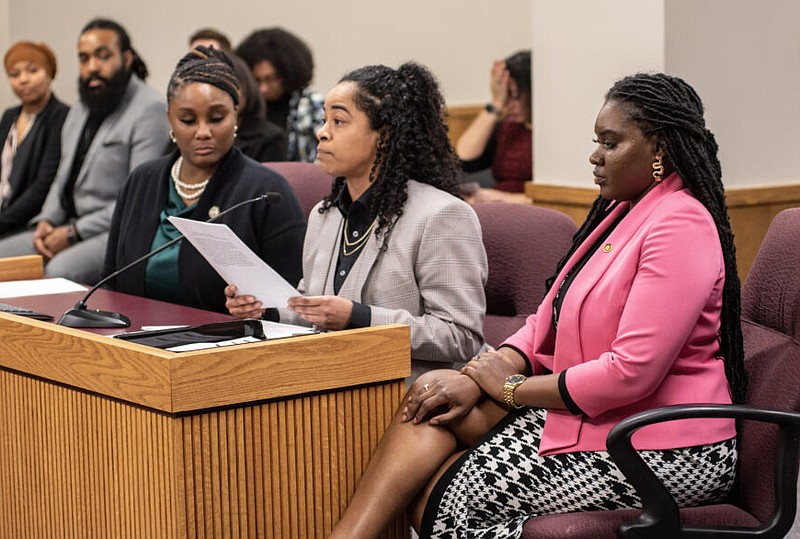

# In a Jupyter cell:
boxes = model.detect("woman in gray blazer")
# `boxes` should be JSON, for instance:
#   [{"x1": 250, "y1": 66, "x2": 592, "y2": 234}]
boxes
[
  {"x1": 0, "y1": 41, "x2": 68, "y2": 237},
  {"x1": 226, "y1": 62, "x2": 488, "y2": 381}
]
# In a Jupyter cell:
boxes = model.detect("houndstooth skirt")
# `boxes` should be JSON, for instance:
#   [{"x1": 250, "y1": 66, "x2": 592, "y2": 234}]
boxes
[{"x1": 419, "y1": 407, "x2": 737, "y2": 539}]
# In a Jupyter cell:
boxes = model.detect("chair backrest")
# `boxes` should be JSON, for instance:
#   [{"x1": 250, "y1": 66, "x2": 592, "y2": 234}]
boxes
[
  {"x1": 473, "y1": 203, "x2": 577, "y2": 347},
  {"x1": 0, "y1": 255, "x2": 44, "y2": 281},
  {"x1": 735, "y1": 207, "x2": 800, "y2": 522},
  {"x1": 263, "y1": 161, "x2": 333, "y2": 218}
]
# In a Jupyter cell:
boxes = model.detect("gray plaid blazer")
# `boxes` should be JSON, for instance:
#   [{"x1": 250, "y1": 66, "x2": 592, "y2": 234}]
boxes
[{"x1": 282, "y1": 180, "x2": 487, "y2": 380}]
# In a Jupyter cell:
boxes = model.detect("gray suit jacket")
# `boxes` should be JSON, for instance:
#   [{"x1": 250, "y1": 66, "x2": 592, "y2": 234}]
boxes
[
  {"x1": 282, "y1": 180, "x2": 488, "y2": 377},
  {"x1": 37, "y1": 76, "x2": 169, "y2": 238}
]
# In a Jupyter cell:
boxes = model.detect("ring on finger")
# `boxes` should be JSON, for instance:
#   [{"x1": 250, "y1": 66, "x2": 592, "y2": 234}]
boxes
[{"x1": 422, "y1": 383, "x2": 430, "y2": 392}]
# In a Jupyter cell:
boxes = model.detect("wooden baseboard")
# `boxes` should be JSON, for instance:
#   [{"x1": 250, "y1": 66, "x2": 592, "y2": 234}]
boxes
[{"x1": 526, "y1": 182, "x2": 800, "y2": 281}]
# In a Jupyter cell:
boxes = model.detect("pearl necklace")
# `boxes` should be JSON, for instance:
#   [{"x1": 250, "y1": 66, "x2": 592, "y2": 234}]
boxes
[{"x1": 171, "y1": 157, "x2": 210, "y2": 200}]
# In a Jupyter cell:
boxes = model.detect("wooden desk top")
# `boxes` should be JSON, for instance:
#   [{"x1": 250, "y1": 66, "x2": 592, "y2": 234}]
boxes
[
  {"x1": 1, "y1": 290, "x2": 410, "y2": 414},
  {"x1": 7, "y1": 288, "x2": 232, "y2": 336}
]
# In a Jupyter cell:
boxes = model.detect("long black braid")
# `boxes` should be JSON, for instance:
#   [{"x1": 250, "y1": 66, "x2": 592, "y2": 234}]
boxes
[
  {"x1": 167, "y1": 46, "x2": 240, "y2": 107},
  {"x1": 549, "y1": 73, "x2": 747, "y2": 404},
  {"x1": 318, "y1": 62, "x2": 461, "y2": 239}
]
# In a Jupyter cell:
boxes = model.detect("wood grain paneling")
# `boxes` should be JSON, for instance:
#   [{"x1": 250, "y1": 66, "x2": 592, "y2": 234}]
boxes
[
  {"x1": 0, "y1": 255, "x2": 43, "y2": 281},
  {"x1": 0, "y1": 319, "x2": 409, "y2": 413},
  {"x1": 0, "y1": 316, "x2": 411, "y2": 538},
  {"x1": 446, "y1": 104, "x2": 483, "y2": 146},
  {"x1": 0, "y1": 369, "x2": 408, "y2": 538},
  {"x1": 526, "y1": 182, "x2": 800, "y2": 281},
  {"x1": 0, "y1": 370, "x2": 176, "y2": 538}
]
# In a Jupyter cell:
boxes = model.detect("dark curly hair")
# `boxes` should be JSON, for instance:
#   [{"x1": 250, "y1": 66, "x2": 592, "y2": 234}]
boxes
[
  {"x1": 167, "y1": 45, "x2": 239, "y2": 108},
  {"x1": 234, "y1": 27, "x2": 313, "y2": 95},
  {"x1": 318, "y1": 62, "x2": 462, "y2": 239},
  {"x1": 548, "y1": 72, "x2": 747, "y2": 404}
]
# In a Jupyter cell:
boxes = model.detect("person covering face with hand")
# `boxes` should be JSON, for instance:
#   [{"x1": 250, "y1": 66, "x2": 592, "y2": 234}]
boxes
[{"x1": 458, "y1": 50, "x2": 533, "y2": 204}]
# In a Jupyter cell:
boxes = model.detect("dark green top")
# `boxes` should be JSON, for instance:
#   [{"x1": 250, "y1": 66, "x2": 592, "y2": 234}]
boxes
[{"x1": 144, "y1": 180, "x2": 195, "y2": 304}]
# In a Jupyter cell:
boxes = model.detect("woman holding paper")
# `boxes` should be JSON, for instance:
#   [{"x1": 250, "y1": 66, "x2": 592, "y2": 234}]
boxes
[
  {"x1": 103, "y1": 46, "x2": 305, "y2": 313},
  {"x1": 225, "y1": 62, "x2": 488, "y2": 381}
]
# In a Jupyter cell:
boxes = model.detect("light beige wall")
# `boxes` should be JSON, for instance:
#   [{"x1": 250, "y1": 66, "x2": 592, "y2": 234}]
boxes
[
  {"x1": 531, "y1": 0, "x2": 665, "y2": 187},
  {"x1": 532, "y1": 0, "x2": 800, "y2": 189},
  {"x1": 665, "y1": 0, "x2": 800, "y2": 187},
  {"x1": 0, "y1": 0, "x2": 10, "y2": 106},
  {"x1": 2, "y1": 0, "x2": 531, "y2": 109}
]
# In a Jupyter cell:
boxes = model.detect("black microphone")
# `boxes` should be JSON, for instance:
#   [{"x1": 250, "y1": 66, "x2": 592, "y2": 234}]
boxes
[{"x1": 57, "y1": 192, "x2": 283, "y2": 328}]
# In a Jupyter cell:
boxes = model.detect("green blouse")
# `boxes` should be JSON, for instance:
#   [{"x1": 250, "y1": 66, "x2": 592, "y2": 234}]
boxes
[{"x1": 144, "y1": 181, "x2": 195, "y2": 304}]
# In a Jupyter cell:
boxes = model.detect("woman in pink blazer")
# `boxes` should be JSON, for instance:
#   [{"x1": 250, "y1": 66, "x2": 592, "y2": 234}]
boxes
[{"x1": 328, "y1": 73, "x2": 747, "y2": 539}]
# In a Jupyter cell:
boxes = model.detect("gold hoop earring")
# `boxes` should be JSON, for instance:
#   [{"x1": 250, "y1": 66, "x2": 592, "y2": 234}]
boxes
[
  {"x1": 169, "y1": 130, "x2": 176, "y2": 144},
  {"x1": 652, "y1": 155, "x2": 664, "y2": 182}
]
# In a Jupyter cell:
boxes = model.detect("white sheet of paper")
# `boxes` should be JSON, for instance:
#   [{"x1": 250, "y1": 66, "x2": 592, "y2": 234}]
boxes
[
  {"x1": 168, "y1": 216, "x2": 300, "y2": 307},
  {"x1": 0, "y1": 277, "x2": 87, "y2": 298},
  {"x1": 260, "y1": 320, "x2": 318, "y2": 339},
  {"x1": 166, "y1": 335, "x2": 262, "y2": 352}
]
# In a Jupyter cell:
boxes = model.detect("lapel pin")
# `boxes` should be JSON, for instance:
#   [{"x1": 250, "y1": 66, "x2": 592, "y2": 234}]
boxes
[{"x1": 208, "y1": 205, "x2": 220, "y2": 219}]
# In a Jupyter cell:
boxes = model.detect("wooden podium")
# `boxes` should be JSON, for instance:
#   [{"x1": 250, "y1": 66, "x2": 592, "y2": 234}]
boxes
[{"x1": 0, "y1": 289, "x2": 410, "y2": 538}]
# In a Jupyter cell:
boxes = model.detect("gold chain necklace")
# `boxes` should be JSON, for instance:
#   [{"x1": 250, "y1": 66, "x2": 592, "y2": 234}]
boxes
[{"x1": 341, "y1": 217, "x2": 376, "y2": 256}]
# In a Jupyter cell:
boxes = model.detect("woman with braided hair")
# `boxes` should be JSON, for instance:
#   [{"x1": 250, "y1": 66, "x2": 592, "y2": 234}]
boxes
[
  {"x1": 225, "y1": 62, "x2": 488, "y2": 382},
  {"x1": 103, "y1": 46, "x2": 305, "y2": 313},
  {"x1": 326, "y1": 72, "x2": 745, "y2": 539}
]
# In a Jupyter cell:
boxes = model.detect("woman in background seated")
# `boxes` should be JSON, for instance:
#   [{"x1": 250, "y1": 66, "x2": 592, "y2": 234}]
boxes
[
  {"x1": 223, "y1": 50, "x2": 287, "y2": 163},
  {"x1": 457, "y1": 50, "x2": 532, "y2": 204},
  {"x1": 0, "y1": 41, "x2": 68, "y2": 238},
  {"x1": 104, "y1": 46, "x2": 305, "y2": 313},
  {"x1": 226, "y1": 62, "x2": 487, "y2": 381},
  {"x1": 327, "y1": 72, "x2": 746, "y2": 538},
  {"x1": 235, "y1": 28, "x2": 324, "y2": 162}
]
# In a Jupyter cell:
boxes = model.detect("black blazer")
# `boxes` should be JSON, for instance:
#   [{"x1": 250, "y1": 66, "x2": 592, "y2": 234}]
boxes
[
  {"x1": 104, "y1": 147, "x2": 306, "y2": 313},
  {"x1": 0, "y1": 94, "x2": 69, "y2": 236}
]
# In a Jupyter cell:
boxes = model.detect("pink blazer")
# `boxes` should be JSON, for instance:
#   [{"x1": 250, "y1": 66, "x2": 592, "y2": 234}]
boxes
[{"x1": 504, "y1": 173, "x2": 735, "y2": 456}]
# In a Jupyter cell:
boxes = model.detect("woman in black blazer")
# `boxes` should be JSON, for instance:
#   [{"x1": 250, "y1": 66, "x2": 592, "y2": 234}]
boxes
[{"x1": 0, "y1": 41, "x2": 68, "y2": 237}]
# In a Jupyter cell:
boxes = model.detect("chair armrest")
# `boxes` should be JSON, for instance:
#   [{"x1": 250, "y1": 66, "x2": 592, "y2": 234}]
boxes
[{"x1": 606, "y1": 404, "x2": 800, "y2": 538}]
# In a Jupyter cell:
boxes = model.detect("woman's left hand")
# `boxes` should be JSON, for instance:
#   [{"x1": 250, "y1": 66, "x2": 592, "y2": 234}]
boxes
[
  {"x1": 461, "y1": 351, "x2": 519, "y2": 404},
  {"x1": 403, "y1": 370, "x2": 483, "y2": 426},
  {"x1": 224, "y1": 284, "x2": 264, "y2": 319},
  {"x1": 287, "y1": 295, "x2": 353, "y2": 330}
]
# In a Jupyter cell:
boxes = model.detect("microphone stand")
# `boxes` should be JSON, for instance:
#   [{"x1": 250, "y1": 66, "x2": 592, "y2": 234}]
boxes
[{"x1": 57, "y1": 192, "x2": 282, "y2": 328}]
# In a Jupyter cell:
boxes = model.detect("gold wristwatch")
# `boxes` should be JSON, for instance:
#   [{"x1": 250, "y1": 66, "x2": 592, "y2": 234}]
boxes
[{"x1": 503, "y1": 374, "x2": 527, "y2": 409}]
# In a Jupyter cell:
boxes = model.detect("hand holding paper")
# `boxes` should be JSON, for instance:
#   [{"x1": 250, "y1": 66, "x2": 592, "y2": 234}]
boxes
[{"x1": 168, "y1": 216, "x2": 299, "y2": 308}]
